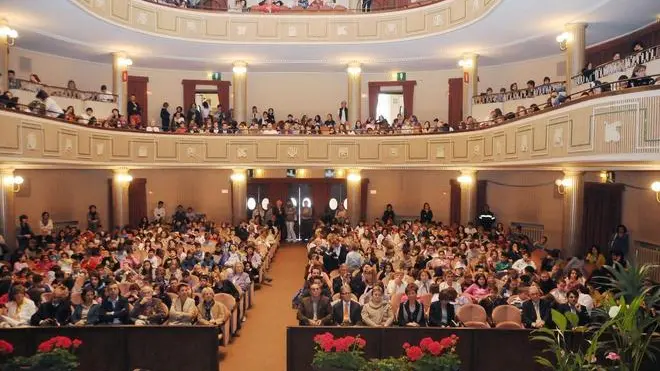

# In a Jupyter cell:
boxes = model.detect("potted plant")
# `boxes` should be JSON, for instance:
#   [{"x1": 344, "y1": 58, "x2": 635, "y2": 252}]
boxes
[
  {"x1": 363, "y1": 335, "x2": 461, "y2": 371},
  {"x1": 0, "y1": 340, "x2": 14, "y2": 364},
  {"x1": 2, "y1": 336, "x2": 83, "y2": 371},
  {"x1": 311, "y1": 332, "x2": 367, "y2": 371}
]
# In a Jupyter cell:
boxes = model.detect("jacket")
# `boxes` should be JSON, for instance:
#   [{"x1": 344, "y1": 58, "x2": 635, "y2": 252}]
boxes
[
  {"x1": 428, "y1": 301, "x2": 456, "y2": 326},
  {"x1": 361, "y1": 300, "x2": 394, "y2": 327},
  {"x1": 98, "y1": 296, "x2": 131, "y2": 324},
  {"x1": 30, "y1": 300, "x2": 72, "y2": 326},
  {"x1": 196, "y1": 300, "x2": 230, "y2": 325},
  {"x1": 332, "y1": 300, "x2": 362, "y2": 326},
  {"x1": 297, "y1": 296, "x2": 332, "y2": 326},
  {"x1": 397, "y1": 301, "x2": 426, "y2": 326},
  {"x1": 130, "y1": 298, "x2": 169, "y2": 325}
]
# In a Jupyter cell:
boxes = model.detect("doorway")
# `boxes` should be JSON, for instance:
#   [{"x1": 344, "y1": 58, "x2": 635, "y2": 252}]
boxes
[
  {"x1": 127, "y1": 75, "x2": 149, "y2": 123},
  {"x1": 376, "y1": 92, "x2": 404, "y2": 125}
]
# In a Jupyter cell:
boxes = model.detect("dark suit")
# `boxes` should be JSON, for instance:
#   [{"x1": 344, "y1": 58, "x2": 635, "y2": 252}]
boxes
[
  {"x1": 338, "y1": 107, "x2": 348, "y2": 123},
  {"x1": 297, "y1": 296, "x2": 332, "y2": 326},
  {"x1": 397, "y1": 301, "x2": 427, "y2": 327},
  {"x1": 332, "y1": 276, "x2": 352, "y2": 295},
  {"x1": 428, "y1": 301, "x2": 456, "y2": 327},
  {"x1": 323, "y1": 246, "x2": 348, "y2": 273},
  {"x1": 98, "y1": 296, "x2": 131, "y2": 324},
  {"x1": 350, "y1": 276, "x2": 367, "y2": 298},
  {"x1": 332, "y1": 300, "x2": 362, "y2": 326},
  {"x1": 30, "y1": 300, "x2": 73, "y2": 326},
  {"x1": 522, "y1": 299, "x2": 552, "y2": 328},
  {"x1": 557, "y1": 303, "x2": 590, "y2": 327}
]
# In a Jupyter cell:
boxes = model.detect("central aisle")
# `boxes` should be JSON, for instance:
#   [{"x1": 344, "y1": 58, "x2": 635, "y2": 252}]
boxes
[{"x1": 220, "y1": 244, "x2": 308, "y2": 371}]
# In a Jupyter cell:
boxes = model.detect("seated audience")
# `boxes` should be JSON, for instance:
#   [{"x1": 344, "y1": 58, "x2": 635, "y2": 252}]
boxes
[
  {"x1": 522, "y1": 286, "x2": 551, "y2": 328},
  {"x1": 168, "y1": 283, "x2": 198, "y2": 325},
  {"x1": 361, "y1": 285, "x2": 394, "y2": 327},
  {"x1": 297, "y1": 283, "x2": 332, "y2": 326},
  {"x1": 331, "y1": 285, "x2": 362, "y2": 326},
  {"x1": 397, "y1": 283, "x2": 426, "y2": 327}
]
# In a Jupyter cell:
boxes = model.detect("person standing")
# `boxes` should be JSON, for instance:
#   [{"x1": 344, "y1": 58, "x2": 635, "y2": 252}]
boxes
[
  {"x1": 610, "y1": 225, "x2": 629, "y2": 258},
  {"x1": 160, "y1": 102, "x2": 170, "y2": 132},
  {"x1": 338, "y1": 101, "x2": 348, "y2": 124},
  {"x1": 300, "y1": 199, "x2": 313, "y2": 241},
  {"x1": 127, "y1": 94, "x2": 142, "y2": 129},
  {"x1": 16, "y1": 215, "x2": 34, "y2": 252},
  {"x1": 285, "y1": 200, "x2": 298, "y2": 243},
  {"x1": 477, "y1": 204, "x2": 496, "y2": 231}
]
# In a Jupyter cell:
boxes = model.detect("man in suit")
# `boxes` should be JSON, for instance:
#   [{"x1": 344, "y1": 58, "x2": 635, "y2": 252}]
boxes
[
  {"x1": 30, "y1": 284, "x2": 72, "y2": 326},
  {"x1": 323, "y1": 235, "x2": 348, "y2": 273},
  {"x1": 332, "y1": 285, "x2": 361, "y2": 326},
  {"x1": 428, "y1": 289, "x2": 456, "y2": 327},
  {"x1": 557, "y1": 289, "x2": 590, "y2": 327},
  {"x1": 338, "y1": 101, "x2": 348, "y2": 124},
  {"x1": 297, "y1": 283, "x2": 332, "y2": 326},
  {"x1": 332, "y1": 264, "x2": 352, "y2": 295},
  {"x1": 522, "y1": 286, "x2": 552, "y2": 328},
  {"x1": 98, "y1": 282, "x2": 131, "y2": 324}
]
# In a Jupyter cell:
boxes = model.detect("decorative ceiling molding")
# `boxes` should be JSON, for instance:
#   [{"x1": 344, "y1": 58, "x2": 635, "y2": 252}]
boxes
[{"x1": 71, "y1": 0, "x2": 501, "y2": 44}]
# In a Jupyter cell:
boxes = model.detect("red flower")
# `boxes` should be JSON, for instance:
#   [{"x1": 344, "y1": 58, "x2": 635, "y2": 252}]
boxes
[
  {"x1": 0, "y1": 340, "x2": 14, "y2": 354},
  {"x1": 419, "y1": 337, "x2": 434, "y2": 351},
  {"x1": 405, "y1": 346, "x2": 424, "y2": 362},
  {"x1": 314, "y1": 332, "x2": 334, "y2": 346},
  {"x1": 334, "y1": 338, "x2": 350, "y2": 352},
  {"x1": 54, "y1": 336, "x2": 72, "y2": 349},
  {"x1": 37, "y1": 340, "x2": 54, "y2": 353},
  {"x1": 402, "y1": 342, "x2": 411, "y2": 349},
  {"x1": 355, "y1": 338, "x2": 366, "y2": 349},
  {"x1": 72, "y1": 339, "x2": 83, "y2": 349},
  {"x1": 427, "y1": 341, "x2": 444, "y2": 356},
  {"x1": 320, "y1": 339, "x2": 334, "y2": 352},
  {"x1": 439, "y1": 337, "x2": 454, "y2": 348}
]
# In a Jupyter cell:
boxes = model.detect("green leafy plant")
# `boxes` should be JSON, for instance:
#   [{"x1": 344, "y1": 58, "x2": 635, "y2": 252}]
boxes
[
  {"x1": 361, "y1": 357, "x2": 410, "y2": 371},
  {"x1": 312, "y1": 332, "x2": 367, "y2": 371},
  {"x1": 2, "y1": 336, "x2": 82, "y2": 371}
]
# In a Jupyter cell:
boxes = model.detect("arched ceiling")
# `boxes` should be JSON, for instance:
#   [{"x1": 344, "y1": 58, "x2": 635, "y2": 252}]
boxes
[{"x1": 0, "y1": 0, "x2": 658, "y2": 72}]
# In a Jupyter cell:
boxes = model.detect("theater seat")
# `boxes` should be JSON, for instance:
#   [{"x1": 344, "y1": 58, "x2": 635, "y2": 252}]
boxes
[
  {"x1": 215, "y1": 293, "x2": 238, "y2": 336},
  {"x1": 495, "y1": 321, "x2": 524, "y2": 329},
  {"x1": 457, "y1": 304, "x2": 490, "y2": 328},
  {"x1": 492, "y1": 305, "x2": 523, "y2": 329}
]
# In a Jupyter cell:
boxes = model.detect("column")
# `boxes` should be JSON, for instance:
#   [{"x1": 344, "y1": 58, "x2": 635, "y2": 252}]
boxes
[
  {"x1": 561, "y1": 170, "x2": 584, "y2": 258},
  {"x1": 0, "y1": 169, "x2": 17, "y2": 252},
  {"x1": 458, "y1": 169, "x2": 477, "y2": 225},
  {"x1": 112, "y1": 168, "x2": 132, "y2": 229},
  {"x1": 112, "y1": 52, "x2": 131, "y2": 117},
  {"x1": 461, "y1": 53, "x2": 479, "y2": 118},
  {"x1": 231, "y1": 169, "x2": 247, "y2": 225},
  {"x1": 565, "y1": 23, "x2": 587, "y2": 94},
  {"x1": 0, "y1": 21, "x2": 10, "y2": 94},
  {"x1": 347, "y1": 62, "x2": 362, "y2": 125},
  {"x1": 232, "y1": 61, "x2": 248, "y2": 123},
  {"x1": 346, "y1": 170, "x2": 362, "y2": 227}
]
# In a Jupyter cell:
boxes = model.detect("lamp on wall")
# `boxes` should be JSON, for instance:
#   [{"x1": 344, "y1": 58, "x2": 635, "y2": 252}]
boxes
[
  {"x1": 347, "y1": 172, "x2": 362, "y2": 183},
  {"x1": 555, "y1": 178, "x2": 573, "y2": 195},
  {"x1": 230, "y1": 172, "x2": 246, "y2": 182},
  {"x1": 232, "y1": 62, "x2": 247, "y2": 75},
  {"x1": 457, "y1": 174, "x2": 474, "y2": 184},
  {"x1": 556, "y1": 32, "x2": 571, "y2": 51},
  {"x1": 3, "y1": 174, "x2": 23, "y2": 192},
  {"x1": 116, "y1": 57, "x2": 133, "y2": 67},
  {"x1": 347, "y1": 64, "x2": 362, "y2": 75},
  {"x1": 115, "y1": 173, "x2": 133, "y2": 183},
  {"x1": 0, "y1": 25, "x2": 18, "y2": 46},
  {"x1": 651, "y1": 181, "x2": 660, "y2": 203},
  {"x1": 457, "y1": 58, "x2": 473, "y2": 68}
]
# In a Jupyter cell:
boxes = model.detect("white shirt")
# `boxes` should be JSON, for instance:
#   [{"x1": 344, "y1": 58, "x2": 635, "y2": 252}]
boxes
[
  {"x1": 44, "y1": 97, "x2": 64, "y2": 118},
  {"x1": 438, "y1": 281, "x2": 463, "y2": 295},
  {"x1": 97, "y1": 92, "x2": 114, "y2": 102},
  {"x1": 4, "y1": 299, "x2": 37, "y2": 326},
  {"x1": 386, "y1": 280, "x2": 406, "y2": 296},
  {"x1": 578, "y1": 292, "x2": 594, "y2": 315},
  {"x1": 154, "y1": 206, "x2": 166, "y2": 220},
  {"x1": 512, "y1": 258, "x2": 536, "y2": 274},
  {"x1": 39, "y1": 219, "x2": 54, "y2": 236}
]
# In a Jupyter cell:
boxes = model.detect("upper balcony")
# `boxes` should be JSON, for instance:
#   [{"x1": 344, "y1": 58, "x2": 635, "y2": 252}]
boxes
[{"x1": 1, "y1": 85, "x2": 659, "y2": 169}]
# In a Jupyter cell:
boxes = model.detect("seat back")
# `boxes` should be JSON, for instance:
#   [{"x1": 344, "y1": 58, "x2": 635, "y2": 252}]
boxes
[
  {"x1": 118, "y1": 282, "x2": 131, "y2": 296},
  {"x1": 215, "y1": 293, "x2": 236, "y2": 311},
  {"x1": 456, "y1": 303, "x2": 488, "y2": 324},
  {"x1": 492, "y1": 305, "x2": 522, "y2": 325}
]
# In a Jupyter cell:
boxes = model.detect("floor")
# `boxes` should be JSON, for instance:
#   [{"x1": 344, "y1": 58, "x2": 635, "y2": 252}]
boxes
[{"x1": 219, "y1": 244, "x2": 306, "y2": 371}]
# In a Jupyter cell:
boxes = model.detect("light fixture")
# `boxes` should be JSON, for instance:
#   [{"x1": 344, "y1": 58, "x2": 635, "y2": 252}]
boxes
[
  {"x1": 3, "y1": 175, "x2": 24, "y2": 192},
  {"x1": 347, "y1": 65, "x2": 362, "y2": 75},
  {"x1": 651, "y1": 181, "x2": 660, "y2": 203},
  {"x1": 116, "y1": 57, "x2": 133, "y2": 67},
  {"x1": 556, "y1": 32, "x2": 571, "y2": 51},
  {"x1": 115, "y1": 173, "x2": 133, "y2": 183},
  {"x1": 599, "y1": 171, "x2": 608, "y2": 183},
  {"x1": 457, "y1": 174, "x2": 474, "y2": 184},
  {"x1": 336, "y1": 169, "x2": 346, "y2": 178},
  {"x1": 347, "y1": 172, "x2": 362, "y2": 182},
  {"x1": 0, "y1": 25, "x2": 18, "y2": 46},
  {"x1": 457, "y1": 59, "x2": 473, "y2": 68},
  {"x1": 230, "y1": 172, "x2": 246, "y2": 182},
  {"x1": 232, "y1": 63, "x2": 247, "y2": 74},
  {"x1": 555, "y1": 178, "x2": 572, "y2": 195}
]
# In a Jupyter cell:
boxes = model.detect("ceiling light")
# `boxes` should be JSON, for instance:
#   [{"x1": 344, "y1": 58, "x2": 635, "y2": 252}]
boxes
[
  {"x1": 347, "y1": 173, "x2": 362, "y2": 182},
  {"x1": 457, "y1": 174, "x2": 474, "y2": 184},
  {"x1": 117, "y1": 57, "x2": 133, "y2": 67},
  {"x1": 230, "y1": 172, "x2": 246, "y2": 182},
  {"x1": 347, "y1": 65, "x2": 362, "y2": 74},
  {"x1": 232, "y1": 64, "x2": 247, "y2": 74}
]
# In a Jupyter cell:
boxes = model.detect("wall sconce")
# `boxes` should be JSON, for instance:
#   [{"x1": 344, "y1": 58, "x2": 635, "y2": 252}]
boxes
[
  {"x1": 347, "y1": 65, "x2": 362, "y2": 75},
  {"x1": 347, "y1": 172, "x2": 362, "y2": 183},
  {"x1": 230, "y1": 172, "x2": 246, "y2": 182},
  {"x1": 457, "y1": 59, "x2": 473, "y2": 68},
  {"x1": 115, "y1": 173, "x2": 133, "y2": 183},
  {"x1": 116, "y1": 57, "x2": 133, "y2": 67},
  {"x1": 0, "y1": 25, "x2": 18, "y2": 46},
  {"x1": 232, "y1": 63, "x2": 247, "y2": 74},
  {"x1": 651, "y1": 181, "x2": 660, "y2": 203},
  {"x1": 556, "y1": 32, "x2": 571, "y2": 51},
  {"x1": 336, "y1": 169, "x2": 346, "y2": 178},
  {"x1": 3, "y1": 175, "x2": 23, "y2": 192},
  {"x1": 457, "y1": 174, "x2": 474, "y2": 184},
  {"x1": 555, "y1": 178, "x2": 573, "y2": 195}
]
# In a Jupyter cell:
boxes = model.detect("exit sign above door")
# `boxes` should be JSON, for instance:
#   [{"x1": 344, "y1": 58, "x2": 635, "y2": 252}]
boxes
[{"x1": 396, "y1": 72, "x2": 407, "y2": 81}]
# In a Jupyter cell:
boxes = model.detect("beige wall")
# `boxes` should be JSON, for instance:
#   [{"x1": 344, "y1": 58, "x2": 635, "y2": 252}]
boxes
[
  {"x1": 611, "y1": 171, "x2": 660, "y2": 245},
  {"x1": 8, "y1": 48, "x2": 565, "y2": 125}
]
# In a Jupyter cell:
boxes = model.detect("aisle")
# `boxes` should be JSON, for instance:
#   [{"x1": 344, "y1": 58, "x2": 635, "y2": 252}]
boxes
[{"x1": 219, "y1": 243, "x2": 307, "y2": 371}]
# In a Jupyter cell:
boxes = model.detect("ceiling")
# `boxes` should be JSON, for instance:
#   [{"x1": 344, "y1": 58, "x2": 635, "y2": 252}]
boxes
[{"x1": 0, "y1": 0, "x2": 658, "y2": 72}]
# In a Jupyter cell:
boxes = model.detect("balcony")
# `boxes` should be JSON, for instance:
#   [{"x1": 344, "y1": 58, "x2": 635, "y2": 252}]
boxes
[{"x1": 1, "y1": 85, "x2": 659, "y2": 168}]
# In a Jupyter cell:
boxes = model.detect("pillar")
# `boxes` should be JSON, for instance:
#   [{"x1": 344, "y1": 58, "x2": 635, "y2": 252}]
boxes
[
  {"x1": 347, "y1": 62, "x2": 362, "y2": 125},
  {"x1": 112, "y1": 168, "x2": 131, "y2": 229},
  {"x1": 461, "y1": 53, "x2": 479, "y2": 118},
  {"x1": 0, "y1": 169, "x2": 17, "y2": 252},
  {"x1": 561, "y1": 170, "x2": 584, "y2": 258},
  {"x1": 231, "y1": 169, "x2": 247, "y2": 225},
  {"x1": 232, "y1": 61, "x2": 248, "y2": 123},
  {"x1": 112, "y1": 52, "x2": 130, "y2": 117},
  {"x1": 565, "y1": 23, "x2": 587, "y2": 94},
  {"x1": 458, "y1": 169, "x2": 477, "y2": 226},
  {"x1": 0, "y1": 21, "x2": 10, "y2": 94},
  {"x1": 348, "y1": 0, "x2": 359, "y2": 10},
  {"x1": 346, "y1": 170, "x2": 362, "y2": 227}
]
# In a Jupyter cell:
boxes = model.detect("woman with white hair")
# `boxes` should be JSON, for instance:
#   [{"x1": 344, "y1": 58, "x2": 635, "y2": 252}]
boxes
[{"x1": 197, "y1": 287, "x2": 230, "y2": 327}]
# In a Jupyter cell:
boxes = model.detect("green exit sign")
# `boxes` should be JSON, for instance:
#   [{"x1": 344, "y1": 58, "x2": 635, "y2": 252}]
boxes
[
  {"x1": 210, "y1": 72, "x2": 221, "y2": 81},
  {"x1": 396, "y1": 72, "x2": 407, "y2": 81}
]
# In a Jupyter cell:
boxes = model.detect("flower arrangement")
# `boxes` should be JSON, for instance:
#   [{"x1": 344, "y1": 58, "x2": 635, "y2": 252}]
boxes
[
  {"x1": 312, "y1": 332, "x2": 367, "y2": 371},
  {"x1": 0, "y1": 340, "x2": 14, "y2": 355},
  {"x1": 363, "y1": 335, "x2": 461, "y2": 371},
  {"x1": 2, "y1": 336, "x2": 83, "y2": 371}
]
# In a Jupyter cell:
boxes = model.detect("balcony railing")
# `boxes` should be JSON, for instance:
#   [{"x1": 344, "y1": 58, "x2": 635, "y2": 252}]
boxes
[
  {"x1": 472, "y1": 81, "x2": 566, "y2": 105},
  {"x1": 9, "y1": 78, "x2": 117, "y2": 103},
  {"x1": 144, "y1": 0, "x2": 444, "y2": 13},
  {"x1": 571, "y1": 44, "x2": 660, "y2": 86}
]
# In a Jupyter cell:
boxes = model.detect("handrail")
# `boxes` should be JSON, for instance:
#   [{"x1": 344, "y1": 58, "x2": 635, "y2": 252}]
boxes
[
  {"x1": 10, "y1": 78, "x2": 118, "y2": 103},
  {"x1": 472, "y1": 81, "x2": 566, "y2": 104},
  {"x1": 143, "y1": 0, "x2": 445, "y2": 13},
  {"x1": 1, "y1": 80, "x2": 658, "y2": 137},
  {"x1": 570, "y1": 44, "x2": 660, "y2": 86}
]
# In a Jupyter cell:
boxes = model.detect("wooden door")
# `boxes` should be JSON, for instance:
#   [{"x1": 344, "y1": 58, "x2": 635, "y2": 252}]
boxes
[
  {"x1": 127, "y1": 75, "x2": 149, "y2": 123},
  {"x1": 128, "y1": 178, "x2": 147, "y2": 228},
  {"x1": 448, "y1": 77, "x2": 463, "y2": 124},
  {"x1": 449, "y1": 179, "x2": 461, "y2": 226}
]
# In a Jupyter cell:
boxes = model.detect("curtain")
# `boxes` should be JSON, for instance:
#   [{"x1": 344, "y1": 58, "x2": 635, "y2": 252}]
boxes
[
  {"x1": 402, "y1": 82, "x2": 414, "y2": 119},
  {"x1": 449, "y1": 179, "x2": 461, "y2": 226},
  {"x1": 182, "y1": 81, "x2": 196, "y2": 113},
  {"x1": 448, "y1": 78, "x2": 463, "y2": 124},
  {"x1": 368, "y1": 84, "x2": 380, "y2": 118},
  {"x1": 128, "y1": 178, "x2": 147, "y2": 228},
  {"x1": 217, "y1": 82, "x2": 230, "y2": 114},
  {"x1": 361, "y1": 179, "x2": 369, "y2": 222},
  {"x1": 107, "y1": 179, "x2": 114, "y2": 231},
  {"x1": 127, "y1": 76, "x2": 149, "y2": 122},
  {"x1": 581, "y1": 182, "x2": 623, "y2": 254},
  {"x1": 476, "y1": 180, "x2": 487, "y2": 216},
  {"x1": 311, "y1": 183, "x2": 330, "y2": 219}
]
